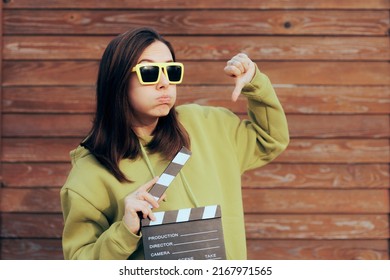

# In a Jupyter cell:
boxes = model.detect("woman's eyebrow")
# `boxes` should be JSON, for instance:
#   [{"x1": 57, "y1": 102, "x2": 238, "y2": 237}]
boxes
[{"x1": 137, "y1": 59, "x2": 174, "y2": 63}]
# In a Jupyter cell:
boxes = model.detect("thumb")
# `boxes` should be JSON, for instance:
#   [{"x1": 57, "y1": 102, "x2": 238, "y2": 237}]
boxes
[{"x1": 231, "y1": 80, "x2": 244, "y2": 102}]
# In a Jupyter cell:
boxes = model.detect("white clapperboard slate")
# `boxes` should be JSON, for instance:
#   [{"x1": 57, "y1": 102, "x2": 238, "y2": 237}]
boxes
[{"x1": 141, "y1": 146, "x2": 227, "y2": 260}]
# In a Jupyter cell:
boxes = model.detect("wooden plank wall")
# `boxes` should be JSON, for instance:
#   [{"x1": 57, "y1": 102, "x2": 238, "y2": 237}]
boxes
[{"x1": 0, "y1": 0, "x2": 389, "y2": 260}]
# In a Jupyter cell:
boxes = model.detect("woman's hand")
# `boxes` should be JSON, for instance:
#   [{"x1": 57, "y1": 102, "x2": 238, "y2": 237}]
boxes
[
  {"x1": 224, "y1": 53, "x2": 256, "y2": 102},
  {"x1": 123, "y1": 176, "x2": 165, "y2": 234}
]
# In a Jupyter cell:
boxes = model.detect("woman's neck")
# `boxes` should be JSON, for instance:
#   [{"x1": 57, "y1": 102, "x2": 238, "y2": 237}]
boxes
[{"x1": 132, "y1": 119, "x2": 158, "y2": 138}]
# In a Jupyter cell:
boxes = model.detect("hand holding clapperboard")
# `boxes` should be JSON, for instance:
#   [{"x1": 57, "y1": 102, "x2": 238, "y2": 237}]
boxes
[{"x1": 140, "y1": 147, "x2": 227, "y2": 260}]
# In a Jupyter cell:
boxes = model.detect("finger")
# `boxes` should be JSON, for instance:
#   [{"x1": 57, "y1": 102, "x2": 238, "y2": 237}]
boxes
[
  {"x1": 235, "y1": 53, "x2": 249, "y2": 62},
  {"x1": 137, "y1": 201, "x2": 156, "y2": 220},
  {"x1": 135, "y1": 190, "x2": 160, "y2": 209},
  {"x1": 144, "y1": 192, "x2": 160, "y2": 208},
  {"x1": 159, "y1": 193, "x2": 167, "y2": 203},
  {"x1": 224, "y1": 65, "x2": 242, "y2": 77},
  {"x1": 236, "y1": 53, "x2": 252, "y2": 71},
  {"x1": 142, "y1": 209, "x2": 156, "y2": 220},
  {"x1": 138, "y1": 176, "x2": 159, "y2": 192},
  {"x1": 227, "y1": 59, "x2": 245, "y2": 73}
]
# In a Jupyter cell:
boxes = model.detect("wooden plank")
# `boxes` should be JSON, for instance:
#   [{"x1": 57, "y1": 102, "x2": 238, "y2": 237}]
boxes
[
  {"x1": 154, "y1": 36, "x2": 390, "y2": 61},
  {"x1": 1, "y1": 238, "x2": 387, "y2": 260},
  {"x1": 1, "y1": 188, "x2": 388, "y2": 214},
  {"x1": 2, "y1": 114, "x2": 92, "y2": 137},
  {"x1": 242, "y1": 163, "x2": 389, "y2": 189},
  {"x1": 245, "y1": 214, "x2": 389, "y2": 239},
  {"x1": 3, "y1": 61, "x2": 390, "y2": 86},
  {"x1": 3, "y1": 36, "x2": 389, "y2": 61},
  {"x1": 3, "y1": 114, "x2": 389, "y2": 138},
  {"x1": 3, "y1": 0, "x2": 390, "y2": 10},
  {"x1": 2, "y1": 163, "x2": 71, "y2": 188},
  {"x1": 0, "y1": 0, "x2": 3, "y2": 187},
  {"x1": 5, "y1": 0, "x2": 390, "y2": 10},
  {"x1": 2, "y1": 86, "x2": 95, "y2": 113},
  {"x1": 3, "y1": 10, "x2": 389, "y2": 36},
  {"x1": 0, "y1": 188, "x2": 62, "y2": 213},
  {"x1": 1, "y1": 212, "x2": 387, "y2": 241},
  {"x1": 269, "y1": 86, "x2": 390, "y2": 115},
  {"x1": 3, "y1": 36, "x2": 111, "y2": 60},
  {"x1": 1, "y1": 138, "x2": 82, "y2": 163},
  {"x1": 246, "y1": 240, "x2": 389, "y2": 260},
  {"x1": 2, "y1": 61, "x2": 98, "y2": 86},
  {"x1": 286, "y1": 115, "x2": 390, "y2": 139},
  {"x1": 279, "y1": 139, "x2": 390, "y2": 163},
  {"x1": 2, "y1": 138, "x2": 389, "y2": 163},
  {"x1": 242, "y1": 189, "x2": 389, "y2": 214},
  {"x1": 3, "y1": 86, "x2": 389, "y2": 114},
  {"x1": 0, "y1": 239, "x2": 63, "y2": 260},
  {"x1": 1, "y1": 213, "x2": 63, "y2": 238},
  {"x1": 2, "y1": 163, "x2": 388, "y2": 189}
]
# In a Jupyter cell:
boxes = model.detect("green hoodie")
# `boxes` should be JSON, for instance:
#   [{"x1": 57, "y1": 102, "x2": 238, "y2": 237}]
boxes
[{"x1": 60, "y1": 67, "x2": 289, "y2": 260}]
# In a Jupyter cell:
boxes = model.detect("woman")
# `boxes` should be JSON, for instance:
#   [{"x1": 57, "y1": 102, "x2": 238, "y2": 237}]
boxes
[{"x1": 61, "y1": 27, "x2": 289, "y2": 260}]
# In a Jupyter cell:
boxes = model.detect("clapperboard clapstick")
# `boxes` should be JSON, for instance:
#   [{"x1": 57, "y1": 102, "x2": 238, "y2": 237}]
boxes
[{"x1": 148, "y1": 146, "x2": 191, "y2": 202}]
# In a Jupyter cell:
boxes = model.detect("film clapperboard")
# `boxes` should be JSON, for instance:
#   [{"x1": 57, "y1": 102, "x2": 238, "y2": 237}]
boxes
[{"x1": 141, "y1": 146, "x2": 227, "y2": 260}]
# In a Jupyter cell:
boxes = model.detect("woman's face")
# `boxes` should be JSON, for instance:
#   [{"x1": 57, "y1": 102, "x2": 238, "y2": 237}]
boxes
[{"x1": 129, "y1": 41, "x2": 177, "y2": 127}]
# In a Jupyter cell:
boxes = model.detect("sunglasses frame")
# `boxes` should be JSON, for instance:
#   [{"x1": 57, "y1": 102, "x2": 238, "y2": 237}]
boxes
[{"x1": 131, "y1": 62, "x2": 184, "y2": 85}]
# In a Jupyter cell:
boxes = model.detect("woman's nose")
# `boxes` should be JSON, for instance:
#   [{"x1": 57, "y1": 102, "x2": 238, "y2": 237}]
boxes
[{"x1": 157, "y1": 69, "x2": 170, "y2": 88}]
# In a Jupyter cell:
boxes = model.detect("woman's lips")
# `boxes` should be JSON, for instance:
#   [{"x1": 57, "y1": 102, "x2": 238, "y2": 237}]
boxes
[{"x1": 156, "y1": 96, "x2": 171, "y2": 103}]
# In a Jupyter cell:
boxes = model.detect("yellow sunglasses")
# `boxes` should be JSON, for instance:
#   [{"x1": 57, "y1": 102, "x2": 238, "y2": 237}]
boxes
[{"x1": 131, "y1": 62, "x2": 184, "y2": 85}]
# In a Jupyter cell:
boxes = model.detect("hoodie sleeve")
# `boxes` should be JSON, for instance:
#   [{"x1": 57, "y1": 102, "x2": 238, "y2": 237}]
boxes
[
  {"x1": 61, "y1": 187, "x2": 140, "y2": 260},
  {"x1": 235, "y1": 66, "x2": 290, "y2": 172}
]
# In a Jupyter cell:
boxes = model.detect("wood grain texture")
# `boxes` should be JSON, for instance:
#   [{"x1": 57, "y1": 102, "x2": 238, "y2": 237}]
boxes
[
  {"x1": 242, "y1": 189, "x2": 389, "y2": 214},
  {"x1": 3, "y1": 114, "x2": 93, "y2": 137},
  {"x1": 286, "y1": 115, "x2": 390, "y2": 138},
  {"x1": 1, "y1": 213, "x2": 63, "y2": 238},
  {"x1": 3, "y1": 85, "x2": 389, "y2": 114},
  {"x1": 1, "y1": 213, "x2": 388, "y2": 254},
  {"x1": 2, "y1": 163, "x2": 71, "y2": 188},
  {"x1": 4, "y1": 36, "x2": 389, "y2": 61},
  {"x1": 1, "y1": 138, "x2": 389, "y2": 163},
  {"x1": 0, "y1": 0, "x2": 3, "y2": 188},
  {"x1": 3, "y1": 61, "x2": 390, "y2": 86},
  {"x1": 3, "y1": 114, "x2": 389, "y2": 138},
  {"x1": 1, "y1": 188, "x2": 388, "y2": 215},
  {"x1": 246, "y1": 240, "x2": 389, "y2": 260},
  {"x1": 2, "y1": 163, "x2": 388, "y2": 189},
  {"x1": 245, "y1": 214, "x2": 389, "y2": 239},
  {"x1": 1, "y1": 212, "x2": 388, "y2": 240},
  {"x1": 1, "y1": 239, "x2": 388, "y2": 260},
  {"x1": 278, "y1": 139, "x2": 390, "y2": 163},
  {"x1": 1, "y1": 1, "x2": 389, "y2": 261},
  {"x1": 3, "y1": 0, "x2": 390, "y2": 10},
  {"x1": 0, "y1": 188, "x2": 62, "y2": 213},
  {"x1": 242, "y1": 163, "x2": 389, "y2": 189},
  {"x1": 1, "y1": 138, "x2": 82, "y2": 162},
  {"x1": 2, "y1": 86, "x2": 96, "y2": 113},
  {"x1": 0, "y1": 239, "x2": 64, "y2": 260},
  {"x1": 3, "y1": 10, "x2": 389, "y2": 36}
]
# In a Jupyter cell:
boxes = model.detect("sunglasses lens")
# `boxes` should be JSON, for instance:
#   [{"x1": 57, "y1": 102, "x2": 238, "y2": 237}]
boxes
[
  {"x1": 139, "y1": 66, "x2": 160, "y2": 83},
  {"x1": 166, "y1": 65, "x2": 183, "y2": 82}
]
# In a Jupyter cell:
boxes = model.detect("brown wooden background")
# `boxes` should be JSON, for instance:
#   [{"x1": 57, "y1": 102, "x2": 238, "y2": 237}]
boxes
[{"x1": 0, "y1": 0, "x2": 389, "y2": 260}]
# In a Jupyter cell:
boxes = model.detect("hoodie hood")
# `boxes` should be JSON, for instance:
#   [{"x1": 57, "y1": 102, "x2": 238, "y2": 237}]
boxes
[{"x1": 70, "y1": 145, "x2": 92, "y2": 165}]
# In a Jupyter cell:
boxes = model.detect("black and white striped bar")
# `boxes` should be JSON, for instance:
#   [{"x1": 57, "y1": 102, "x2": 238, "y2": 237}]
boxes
[
  {"x1": 148, "y1": 146, "x2": 191, "y2": 202},
  {"x1": 142, "y1": 205, "x2": 221, "y2": 227}
]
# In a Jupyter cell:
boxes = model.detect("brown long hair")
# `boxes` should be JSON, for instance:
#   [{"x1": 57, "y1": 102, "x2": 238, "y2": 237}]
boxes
[{"x1": 82, "y1": 27, "x2": 190, "y2": 182}]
